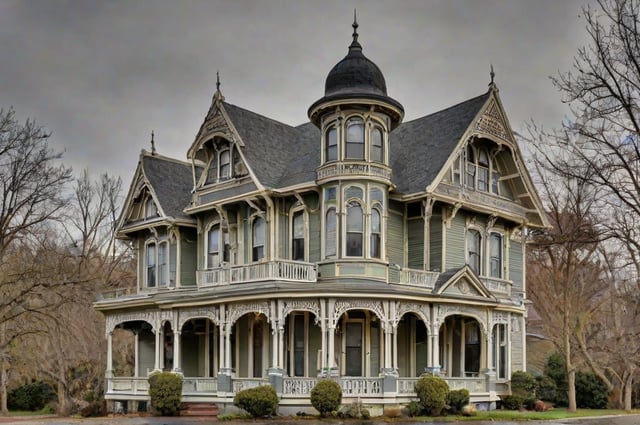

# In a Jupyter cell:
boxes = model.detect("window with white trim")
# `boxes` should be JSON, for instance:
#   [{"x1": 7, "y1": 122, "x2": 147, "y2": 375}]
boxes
[
  {"x1": 493, "y1": 323, "x2": 507, "y2": 379},
  {"x1": 169, "y1": 234, "x2": 177, "y2": 286},
  {"x1": 291, "y1": 209, "x2": 305, "y2": 261},
  {"x1": 325, "y1": 126, "x2": 338, "y2": 162},
  {"x1": 207, "y1": 223, "x2": 230, "y2": 268},
  {"x1": 370, "y1": 127, "x2": 384, "y2": 162},
  {"x1": 489, "y1": 232, "x2": 503, "y2": 278},
  {"x1": 370, "y1": 208, "x2": 381, "y2": 258},
  {"x1": 467, "y1": 229, "x2": 482, "y2": 274},
  {"x1": 325, "y1": 208, "x2": 337, "y2": 258},
  {"x1": 345, "y1": 117, "x2": 365, "y2": 159},
  {"x1": 346, "y1": 201, "x2": 364, "y2": 256},
  {"x1": 146, "y1": 242, "x2": 156, "y2": 287},
  {"x1": 145, "y1": 196, "x2": 158, "y2": 219},
  {"x1": 219, "y1": 149, "x2": 231, "y2": 180},
  {"x1": 252, "y1": 216, "x2": 265, "y2": 262}
]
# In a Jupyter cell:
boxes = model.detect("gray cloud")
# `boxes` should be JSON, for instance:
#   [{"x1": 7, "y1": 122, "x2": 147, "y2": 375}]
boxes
[{"x1": 0, "y1": 0, "x2": 589, "y2": 185}]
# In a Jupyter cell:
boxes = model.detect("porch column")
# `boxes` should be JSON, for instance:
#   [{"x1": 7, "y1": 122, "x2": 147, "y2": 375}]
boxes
[
  {"x1": 277, "y1": 323, "x2": 285, "y2": 369},
  {"x1": 225, "y1": 323, "x2": 232, "y2": 370},
  {"x1": 486, "y1": 329, "x2": 494, "y2": 372},
  {"x1": 432, "y1": 331, "x2": 440, "y2": 371},
  {"x1": 106, "y1": 331, "x2": 113, "y2": 378},
  {"x1": 271, "y1": 320, "x2": 279, "y2": 369},
  {"x1": 154, "y1": 328, "x2": 161, "y2": 371},
  {"x1": 134, "y1": 331, "x2": 139, "y2": 377},
  {"x1": 320, "y1": 300, "x2": 327, "y2": 372},
  {"x1": 383, "y1": 324, "x2": 391, "y2": 369},
  {"x1": 392, "y1": 326, "x2": 398, "y2": 371},
  {"x1": 173, "y1": 330, "x2": 181, "y2": 372}
]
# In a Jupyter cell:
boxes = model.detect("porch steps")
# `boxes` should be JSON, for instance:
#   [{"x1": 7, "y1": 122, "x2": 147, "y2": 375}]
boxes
[{"x1": 181, "y1": 402, "x2": 219, "y2": 417}]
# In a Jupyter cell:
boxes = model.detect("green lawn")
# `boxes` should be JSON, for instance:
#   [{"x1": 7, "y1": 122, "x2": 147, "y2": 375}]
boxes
[{"x1": 457, "y1": 409, "x2": 638, "y2": 421}]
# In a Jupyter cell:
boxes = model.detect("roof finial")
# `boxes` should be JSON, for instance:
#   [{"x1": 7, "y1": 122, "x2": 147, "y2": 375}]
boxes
[
  {"x1": 216, "y1": 70, "x2": 221, "y2": 92},
  {"x1": 489, "y1": 64, "x2": 495, "y2": 85},
  {"x1": 150, "y1": 130, "x2": 156, "y2": 155},
  {"x1": 352, "y1": 9, "x2": 359, "y2": 43}
]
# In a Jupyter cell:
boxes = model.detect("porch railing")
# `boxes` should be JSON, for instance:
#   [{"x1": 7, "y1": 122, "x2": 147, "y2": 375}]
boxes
[
  {"x1": 445, "y1": 377, "x2": 486, "y2": 392},
  {"x1": 283, "y1": 377, "x2": 318, "y2": 396},
  {"x1": 198, "y1": 260, "x2": 317, "y2": 287},
  {"x1": 107, "y1": 377, "x2": 149, "y2": 395},
  {"x1": 182, "y1": 377, "x2": 218, "y2": 394},
  {"x1": 398, "y1": 377, "x2": 418, "y2": 394},
  {"x1": 397, "y1": 269, "x2": 439, "y2": 289},
  {"x1": 232, "y1": 378, "x2": 268, "y2": 393},
  {"x1": 340, "y1": 377, "x2": 382, "y2": 396}
]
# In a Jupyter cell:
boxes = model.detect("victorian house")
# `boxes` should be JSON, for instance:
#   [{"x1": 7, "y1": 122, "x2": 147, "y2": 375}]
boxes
[{"x1": 96, "y1": 18, "x2": 548, "y2": 414}]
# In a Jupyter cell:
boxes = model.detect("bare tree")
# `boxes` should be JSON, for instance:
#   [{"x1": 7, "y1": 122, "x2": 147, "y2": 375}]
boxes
[{"x1": 0, "y1": 108, "x2": 72, "y2": 414}]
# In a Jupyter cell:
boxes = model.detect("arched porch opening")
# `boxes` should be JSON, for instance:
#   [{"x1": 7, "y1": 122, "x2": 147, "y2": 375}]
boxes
[
  {"x1": 180, "y1": 318, "x2": 217, "y2": 378},
  {"x1": 162, "y1": 321, "x2": 174, "y2": 371},
  {"x1": 396, "y1": 313, "x2": 428, "y2": 377},
  {"x1": 335, "y1": 310, "x2": 382, "y2": 377},
  {"x1": 282, "y1": 310, "x2": 321, "y2": 377},
  {"x1": 114, "y1": 320, "x2": 154, "y2": 377},
  {"x1": 439, "y1": 315, "x2": 483, "y2": 378},
  {"x1": 232, "y1": 313, "x2": 270, "y2": 378}
]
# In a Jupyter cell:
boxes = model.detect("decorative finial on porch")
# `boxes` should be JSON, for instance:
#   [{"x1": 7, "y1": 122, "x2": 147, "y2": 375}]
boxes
[{"x1": 150, "y1": 130, "x2": 156, "y2": 155}]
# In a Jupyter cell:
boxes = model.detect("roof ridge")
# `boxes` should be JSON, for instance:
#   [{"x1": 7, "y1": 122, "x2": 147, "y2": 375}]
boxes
[
  {"x1": 141, "y1": 149, "x2": 197, "y2": 168},
  {"x1": 400, "y1": 91, "x2": 489, "y2": 126},
  {"x1": 222, "y1": 101, "x2": 297, "y2": 130}
]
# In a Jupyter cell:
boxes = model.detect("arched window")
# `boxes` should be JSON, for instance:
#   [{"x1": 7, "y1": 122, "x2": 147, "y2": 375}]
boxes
[
  {"x1": 370, "y1": 127, "x2": 384, "y2": 162},
  {"x1": 219, "y1": 149, "x2": 231, "y2": 180},
  {"x1": 490, "y1": 232, "x2": 503, "y2": 278},
  {"x1": 467, "y1": 229, "x2": 481, "y2": 274},
  {"x1": 145, "y1": 197, "x2": 157, "y2": 219},
  {"x1": 207, "y1": 225, "x2": 220, "y2": 268},
  {"x1": 292, "y1": 210, "x2": 305, "y2": 261},
  {"x1": 346, "y1": 118, "x2": 365, "y2": 159},
  {"x1": 325, "y1": 208, "x2": 337, "y2": 258},
  {"x1": 370, "y1": 208, "x2": 381, "y2": 258},
  {"x1": 146, "y1": 242, "x2": 156, "y2": 287},
  {"x1": 346, "y1": 202, "x2": 363, "y2": 256},
  {"x1": 252, "y1": 217, "x2": 265, "y2": 261},
  {"x1": 325, "y1": 127, "x2": 338, "y2": 162}
]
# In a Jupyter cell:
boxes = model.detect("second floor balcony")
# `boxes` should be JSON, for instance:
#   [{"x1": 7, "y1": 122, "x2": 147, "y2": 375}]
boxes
[{"x1": 197, "y1": 260, "x2": 317, "y2": 287}]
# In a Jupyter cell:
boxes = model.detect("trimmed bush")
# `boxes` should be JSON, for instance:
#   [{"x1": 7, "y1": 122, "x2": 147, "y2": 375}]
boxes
[
  {"x1": 575, "y1": 371, "x2": 608, "y2": 409},
  {"x1": 7, "y1": 381, "x2": 55, "y2": 411},
  {"x1": 233, "y1": 385, "x2": 279, "y2": 418},
  {"x1": 415, "y1": 375, "x2": 449, "y2": 416},
  {"x1": 544, "y1": 352, "x2": 568, "y2": 406},
  {"x1": 310, "y1": 379, "x2": 342, "y2": 417},
  {"x1": 511, "y1": 370, "x2": 537, "y2": 398},
  {"x1": 502, "y1": 394, "x2": 524, "y2": 410},
  {"x1": 447, "y1": 388, "x2": 470, "y2": 414},
  {"x1": 148, "y1": 372, "x2": 183, "y2": 416},
  {"x1": 536, "y1": 375, "x2": 557, "y2": 402},
  {"x1": 406, "y1": 400, "x2": 423, "y2": 417}
]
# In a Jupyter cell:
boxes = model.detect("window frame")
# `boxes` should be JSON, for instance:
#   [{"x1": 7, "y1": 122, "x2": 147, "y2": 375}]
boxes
[
  {"x1": 219, "y1": 148, "x2": 231, "y2": 181},
  {"x1": 251, "y1": 215, "x2": 266, "y2": 262},
  {"x1": 146, "y1": 240, "x2": 157, "y2": 288},
  {"x1": 290, "y1": 207, "x2": 307, "y2": 262},
  {"x1": 345, "y1": 117, "x2": 365, "y2": 160},
  {"x1": 489, "y1": 232, "x2": 504, "y2": 279},
  {"x1": 325, "y1": 126, "x2": 338, "y2": 163},
  {"x1": 370, "y1": 125, "x2": 384, "y2": 163},
  {"x1": 370, "y1": 207, "x2": 382, "y2": 259},
  {"x1": 324, "y1": 207, "x2": 337, "y2": 259},
  {"x1": 145, "y1": 196, "x2": 158, "y2": 219},
  {"x1": 345, "y1": 200, "x2": 364, "y2": 257},
  {"x1": 467, "y1": 228, "x2": 482, "y2": 275}
]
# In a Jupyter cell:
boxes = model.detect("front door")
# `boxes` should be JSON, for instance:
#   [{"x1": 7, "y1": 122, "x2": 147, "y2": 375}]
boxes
[{"x1": 345, "y1": 322, "x2": 362, "y2": 376}]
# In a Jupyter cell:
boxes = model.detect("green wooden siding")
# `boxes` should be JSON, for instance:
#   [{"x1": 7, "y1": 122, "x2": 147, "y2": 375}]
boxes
[
  {"x1": 446, "y1": 213, "x2": 467, "y2": 269},
  {"x1": 387, "y1": 209, "x2": 403, "y2": 269},
  {"x1": 429, "y1": 215, "x2": 443, "y2": 272},
  {"x1": 510, "y1": 238, "x2": 523, "y2": 292},
  {"x1": 407, "y1": 218, "x2": 424, "y2": 269}
]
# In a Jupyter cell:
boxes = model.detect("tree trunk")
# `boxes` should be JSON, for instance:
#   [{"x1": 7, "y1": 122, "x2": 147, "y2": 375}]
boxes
[
  {"x1": 0, "y1": 363, "x2": 7, "y2": 415},
  {"x1": 624, "y1": 373, "x2": 633, "y2": 412},
  {"x1": 564, "y1": 301, "x2": 577, "y2": 412},
  {"x1": 57, "y1": 380, "x2": 69, "y2": 416}
]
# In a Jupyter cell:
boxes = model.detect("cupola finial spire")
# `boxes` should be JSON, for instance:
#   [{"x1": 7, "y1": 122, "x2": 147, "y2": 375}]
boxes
[
  {"x1": 489, "y1": 64, "x2": 495, "y2": 85},
  {"x1": 150, "y1": 130, "x2": 156, "y2": 155},
  {"x1": 216, "y1": 70, "x2": 221, "y2": 92},
  {"x1": 352, "y1": 9, "x2": 359, "y2": 44}
]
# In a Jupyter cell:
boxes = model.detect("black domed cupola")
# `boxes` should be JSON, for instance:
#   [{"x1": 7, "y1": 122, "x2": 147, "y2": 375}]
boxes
[{"x1": 308, "y1": 13, "x2": 404, "y2": 127}]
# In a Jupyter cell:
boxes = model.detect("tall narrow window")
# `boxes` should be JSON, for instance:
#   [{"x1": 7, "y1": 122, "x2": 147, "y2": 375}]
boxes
[
  {"x1": 466, "y1": 146, "x2": 476, "y2": 189},
  {"x1": 325, "y1": 208, "x2": 336, "y2": 258},
  {"x1": 467, "y1": 229, "x2": 481, "y2": 274},
  {"x1": 222, "y1": 228, "x2": 230, "y2": 263},
  {"x1": 370, "y1": 209, "x2": 381, "y2": 258},
  {"x1": 145, "y1": 197, "x2": 157, "y2": 219},
  {"x1": 346, "y1": 202, "x2": 363, "y2": 256},
  {"x1": 493, "y1": 324, "x2": 507, "y2": 379},
  {"x1": 208, "y1": 225, "x2": 220, "y2": 268},
  {"x1": 478, "y1": 149, "x2": 489, "y2": 192},
  {"x1": 219, "y1": 149, "x2": 231, "y2": 180},
  {"x1": 292, "y1": 210, "x2": 305, "y2": 261},
  {"x1": 293, "y1": 314, "x2": 305, "y2": 376},
  {"x1": 370, "y1": 127, "x2": 383, "y2": 162},
  {"x1": 252, "y1": 217, "x2": 265, "y2": 261},
  {"x1": 490, "y1": 233, "x2": 503, "y2": 278},
  {"x1": 346, "y1": 118, "x2": 365, "y2": 159},
  {"x1": 169, "y1": 235, "x2": 177, "y2": 287},
  {"x1": 146, "y1": 242, "x2": 156, "y2": 287},
  {"x1": 325, "y1": 127, "x2": 338, "y2": 162},
  {"x1": 158, "y1": 241, "x2": 167, "y2": 286}
]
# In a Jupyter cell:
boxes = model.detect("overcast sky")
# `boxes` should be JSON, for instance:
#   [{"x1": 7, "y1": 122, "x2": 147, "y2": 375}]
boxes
[{"x1": 0, "y1": 0, "x2": 590, "y2": 187}]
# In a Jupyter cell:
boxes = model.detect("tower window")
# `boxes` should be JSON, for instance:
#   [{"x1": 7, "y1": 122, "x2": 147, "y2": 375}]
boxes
[
  {"x1": 325, "y1": 127, "x2": 338, "y2": 162},
  {"x1": 370, "y1": 127, "x2": 384, "y2": 162},
  {"x1": 325, "y1": 208, "x2": 337, "y2": 258},
  {"x1": 346, "y1": 201, "x2": 363, "y2": 256},
  {"x1": 346, "y1": 118, "x2": 365, "y2": 159},
  {"x1": 370, "y1": 208, "x2": 381, "y2": 258}
]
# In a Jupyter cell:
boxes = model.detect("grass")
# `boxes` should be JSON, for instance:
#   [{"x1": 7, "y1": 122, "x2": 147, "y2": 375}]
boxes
[{"x1": 450, "y1": 409, "x2": 638, "y2": 421}]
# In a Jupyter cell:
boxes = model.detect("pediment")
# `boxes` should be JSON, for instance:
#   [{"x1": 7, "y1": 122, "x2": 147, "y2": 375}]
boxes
[
  {"x1": 474, "y1": 98, "x2": 513, "y2": 144},
  {"x1": 434, "y1": 267, "x2": 495, "y2": 300}
]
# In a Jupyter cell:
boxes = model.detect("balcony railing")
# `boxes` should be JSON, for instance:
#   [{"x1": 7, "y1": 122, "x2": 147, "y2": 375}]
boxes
[
  {"x1": 316, "y1": 161, "x2": 392, "y2": 182},
  {"x1": 283, "y1": 377, "x2": 318, "y2": 396},
  {"x1": 397, "y1": 269, "x2": 439, "y2": 289},
  {"x1": 198, "y1": 260, "x2": 317, "y2": 287},
  {"x1": 479, "y1": 276, "x2": 511, "y2": 295}
]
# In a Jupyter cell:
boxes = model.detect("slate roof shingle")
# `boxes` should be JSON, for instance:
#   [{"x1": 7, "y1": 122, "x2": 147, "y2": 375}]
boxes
[{"x1": 142, "y1": 154, "x2": 197, "y2": 220}]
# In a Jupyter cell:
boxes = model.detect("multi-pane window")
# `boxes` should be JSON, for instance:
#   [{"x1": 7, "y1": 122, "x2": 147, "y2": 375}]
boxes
[
  {"x1": 490, "y1": 233, "x2": 503, "y2": 278},
  {"x1": 477, "y1": 149, "x2": 489, "y2": 192},
  {"x1": 370, "y1": 209, "x2": 381, "y2": 258},
  {"x1": 157, "y1": 242, "x2": 167, "y2": 286},
  {"x1": 252, "y1": 217, "x2": 265, "y2": 261},
  {"x1": 219, "y1": 149, "x2": 231, "y2": 180},
  {"x1": 345, "y1": 118, "x2": 365, "y2": 159},
  {"x1": 465, "y1": 144, "x2": 501, "y2": 194},
  {"x1": 208, "y1": 225, "x2": 220, "y2": 267},
  {"x1": 325, "y1": 208, "x2": 337, "y2": 258},
  {"x1": 370, "y1": 127, "x2": 383, "y2": 162},
  {"x1": 146, "y1": 242, "x2": 156, "y2": 287},
  {"x1": 145, "y1": 197, "x2": 157, "y2": 219},
  {"x1": 467, "y1": 229, "x2": 481, "y2": 274},
  {"x1": 169, "y1": 236, "x2": 177, "y2": 287},
  {"x1": 292, "y1": 210, "x2": 305, "y2": 261},
  {"x1": 325, "y1": 127, "x2": 338, "y2": 162},
  {"x1": 493, "y1": 324, "x2": 507, "y2": 379},
  {"x1": 346, "y1": 202, "x2": 363, "y2": 256},
  {"x1": 466, "y1": 146, "x2": 476, "y2": 189}
]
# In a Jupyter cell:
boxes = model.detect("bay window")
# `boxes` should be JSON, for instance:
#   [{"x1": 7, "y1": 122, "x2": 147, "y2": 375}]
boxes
[{"x1": 346, "y1": 202, "x2": 363, "y2": 256}]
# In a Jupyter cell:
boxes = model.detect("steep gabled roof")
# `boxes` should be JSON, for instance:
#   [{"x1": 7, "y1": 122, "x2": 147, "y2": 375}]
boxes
[
  {"x1": 390, "y1": 92, "x2": 490, "y2": 195},
  {"x1": 142, "y1": 153, "x2": 196, "y2": 220}
]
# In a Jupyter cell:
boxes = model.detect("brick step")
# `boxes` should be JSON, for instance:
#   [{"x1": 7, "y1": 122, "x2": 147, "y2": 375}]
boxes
[{"x1": 181, "y1": 402, "x2": 219, "y2": 417}]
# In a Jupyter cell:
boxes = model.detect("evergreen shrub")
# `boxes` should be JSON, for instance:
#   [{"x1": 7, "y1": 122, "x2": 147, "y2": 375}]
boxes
[
  {"x1": 510, "y1": 370, "x2": 537, "y2": 398},
  {"x1": 576, "y1": 371, "x2": 608, "y2": 409},
  {"x1": 536, "y1": 375, "x2": 557, "y2": 402},
  {"x1": 501, "y1": 394, "x2": 525, "y2": 410},
  {"x1": 544, "y1": 352, "x2": 568, "y2": 406},
  {"x1": 148, "y1": 372, "x2": 183, "y2": 416},
  {"x1": 414, "y1": 375, "x2": 449, "y2": 416},
  {"x1": 233, "y1": 385, "x2": 279, "y2": 418},
  {"x1": 7, "y1": 381, "x2": 54, "y2": 411},
  {"x1": 406, "y1": 400, "x2": 423, "y2": 417},
  {"x1": 447, "y1": 388, "x2": 470, "y2": 414},
  {"x1": 310, "y1": 379, "x2": 342, "y2": 417}
]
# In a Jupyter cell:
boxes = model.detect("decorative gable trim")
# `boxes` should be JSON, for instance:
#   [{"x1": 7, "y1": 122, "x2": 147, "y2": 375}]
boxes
[{"x1": 434, "y1": 266, "x2": 496, "y2": 301}]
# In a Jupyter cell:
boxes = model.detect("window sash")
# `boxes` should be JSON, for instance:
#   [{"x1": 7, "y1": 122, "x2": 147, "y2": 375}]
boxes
[
  {"x1": 219, "y1": 150, "x2": 231, "y2": 179},
  {"x1": 468, "y1": 230, "x2": 481, "y2": 274},
  {"x1": 325, "y1": 209, "x2": 336, "y2": 258},
  {"x1": 346, "y1": 119, "x2": 365, "y2": 159},
  {"x1": 490, "y1": 233, "x2": 503, "y2": 278},
  {"x1": 146, "y1": 243, "x2": 156, "y2": 287},
  {"x1": 326, "y1": 127, "x2": 338, "y2": 162},
  {"x1": 252, "y1": 217, "x2": 265, "y2": 261},
  {"x1": 370, "y1": 128, "x2": 383, "y2": 162}
]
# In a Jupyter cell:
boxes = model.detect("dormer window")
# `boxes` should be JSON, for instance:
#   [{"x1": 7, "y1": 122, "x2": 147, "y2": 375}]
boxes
[
  {"x1": 465, "y1": 143, "x2": 501, "y2": 195},
  {"x1": 219, "y1": 149, "x2": 231, "y2": 180},
  {"x1": 346, "y1": 118, "x2": 365, "y2": 159},
  {"x1": 145, "y1": 196, "x2": 158, "y2": 219}
]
